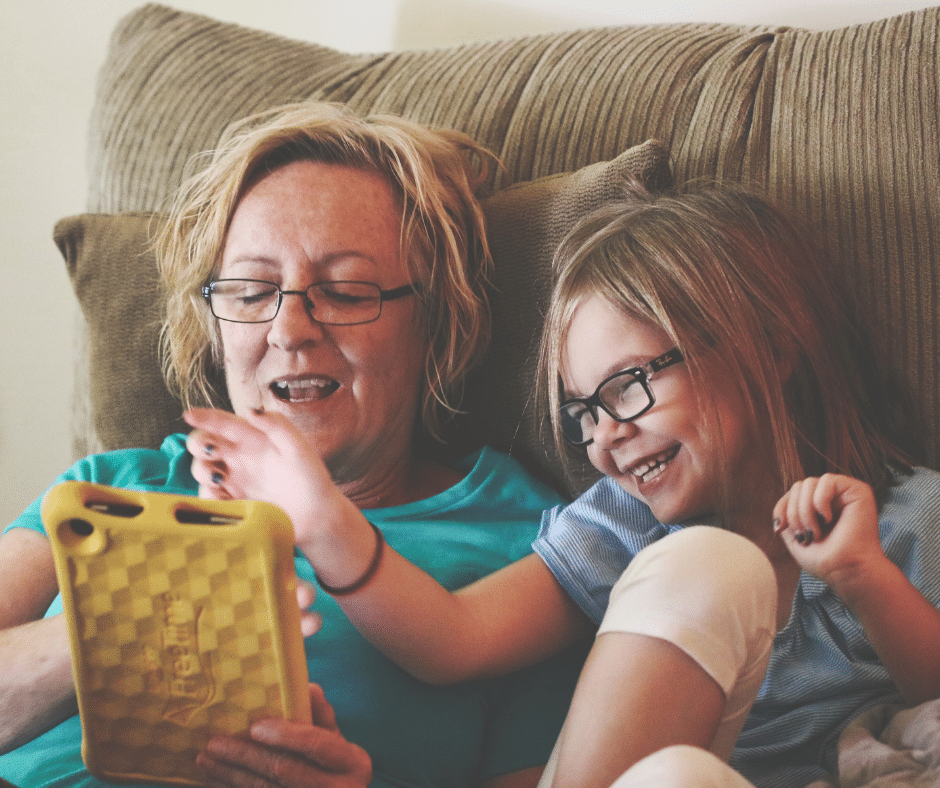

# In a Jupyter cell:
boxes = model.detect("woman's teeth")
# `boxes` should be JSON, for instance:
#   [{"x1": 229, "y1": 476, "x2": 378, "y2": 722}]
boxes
[
  {"x1": 270, "y1": 378, "x2": 339, "y2": 402},
  {"x1": 630, "y1": 446, "x2": 679, "y2": 483}
]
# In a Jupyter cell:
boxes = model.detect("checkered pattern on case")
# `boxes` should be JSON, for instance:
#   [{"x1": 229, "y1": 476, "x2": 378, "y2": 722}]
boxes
[{"x1": 70, "y1": 528, "x2": 286, "y2": 783}]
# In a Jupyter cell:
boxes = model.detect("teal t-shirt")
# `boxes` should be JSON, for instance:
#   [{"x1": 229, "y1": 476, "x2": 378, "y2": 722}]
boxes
[{"x1": 0, "y1": 436, "x2": 586, "y2": 788}]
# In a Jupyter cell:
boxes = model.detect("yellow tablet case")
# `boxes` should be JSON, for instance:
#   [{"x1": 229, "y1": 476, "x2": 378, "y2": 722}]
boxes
[{"x1": 42, "y1": 481, "x2": 311, "y2": 786}]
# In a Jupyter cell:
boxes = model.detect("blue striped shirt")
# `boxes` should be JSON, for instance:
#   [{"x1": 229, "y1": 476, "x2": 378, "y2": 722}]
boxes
[{"x1": 534, "y1": 467, "x2": 940, "y2": 788}]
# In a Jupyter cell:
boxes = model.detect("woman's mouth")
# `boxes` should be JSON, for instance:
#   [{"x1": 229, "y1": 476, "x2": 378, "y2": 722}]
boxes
[
  {"x1": 627, "y1": 445, "x2": 680, "y2": 484},
  {"x1": 270, "y1": 377, "x2": 340, "y2": 402}
]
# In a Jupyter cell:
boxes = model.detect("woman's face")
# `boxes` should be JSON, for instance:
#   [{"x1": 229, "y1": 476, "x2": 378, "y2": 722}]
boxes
[
  {"x1": 217, "y1": 160, "x2": 427, "y2": 486},
  {"x1": 562, "y1": 293, "x2": 772, "y2": 527}
]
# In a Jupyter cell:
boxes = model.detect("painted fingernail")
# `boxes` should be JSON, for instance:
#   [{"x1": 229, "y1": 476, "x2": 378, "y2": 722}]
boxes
[
  {"x1": 773, "y1": 517, "x2": 783, "y2": 534},
  {"x1": 252, "y1": 406, "x2": 265, "y2": 415},
  {"x1": 204, "y1": 444, "x2": 215, "y2": 456},
  {"x1": 816, "y1": 512, "x2": 828, "y2": 529},
  {"x1": 211, "y1": 471, "x2": 224, "y2": 485},
  {"x1": 795, "y1": 531, "x2": 807, "y2": 544},
  {"x1": 803, "y1": 531, "x2": 815, "y2": 545}
]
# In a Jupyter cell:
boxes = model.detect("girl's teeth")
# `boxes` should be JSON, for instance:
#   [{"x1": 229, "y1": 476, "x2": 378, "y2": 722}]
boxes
[{"x1": 631, "y1": 448, "x2": 678, "y2": 482}]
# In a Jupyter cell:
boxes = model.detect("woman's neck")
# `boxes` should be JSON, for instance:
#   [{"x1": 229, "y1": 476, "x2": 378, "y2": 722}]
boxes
[{"x1": 339, "y1": 456, "x2": 463, "y2": 510}]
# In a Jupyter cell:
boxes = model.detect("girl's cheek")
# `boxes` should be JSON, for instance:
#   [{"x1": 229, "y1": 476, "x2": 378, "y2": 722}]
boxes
[{"x1": 586, "y1": 446, "x2": 615, "y2": 477}]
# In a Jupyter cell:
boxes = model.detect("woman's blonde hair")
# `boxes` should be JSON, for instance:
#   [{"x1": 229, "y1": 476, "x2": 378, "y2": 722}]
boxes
[
  {"x1": 539, "y1": 177, "x2": 922, "y2": 500},
  {"x1": 158, "y1": 102, "x2": 495, "y2": 441}
]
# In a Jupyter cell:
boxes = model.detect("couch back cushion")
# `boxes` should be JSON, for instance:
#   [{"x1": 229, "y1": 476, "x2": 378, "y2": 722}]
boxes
[{"x1": 75, "y1": 3, "x2": 940, "y2": 494}]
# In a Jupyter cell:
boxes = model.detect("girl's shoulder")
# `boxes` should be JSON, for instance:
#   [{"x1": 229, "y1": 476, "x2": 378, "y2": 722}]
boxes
[
  {"x1": 883, "y1": 465, "x2": 940, "y2": 510},
  {"x1": 539, "y1": 476, "x2": 673, "y2": 545},
  {"x1": 879, "y1": 466, "x2": 940, "y2": 565}
]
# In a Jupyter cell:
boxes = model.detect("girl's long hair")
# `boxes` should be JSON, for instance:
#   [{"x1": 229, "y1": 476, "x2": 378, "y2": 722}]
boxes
[{"x1": 539, "y1": 177, "x2": 923, "y2": 501}]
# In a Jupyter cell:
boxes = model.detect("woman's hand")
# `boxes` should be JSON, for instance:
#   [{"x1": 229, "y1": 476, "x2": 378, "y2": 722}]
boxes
[
  {"x1": 196, "y1": 683, "x2": 372, "y2": 788},
  {"x1": 773, "y1": 473, "x2": 882, "y2": 589}
]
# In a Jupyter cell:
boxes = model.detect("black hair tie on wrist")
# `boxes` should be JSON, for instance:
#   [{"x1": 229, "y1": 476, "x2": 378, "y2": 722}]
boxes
[{"x1": 315, "y1": 521, "x2": 385, "y2": 596}]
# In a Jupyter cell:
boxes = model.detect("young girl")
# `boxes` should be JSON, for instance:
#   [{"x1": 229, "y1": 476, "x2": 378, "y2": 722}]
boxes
[{"x1": 185, "y1": 178, "x2": 940, "y2": 788}]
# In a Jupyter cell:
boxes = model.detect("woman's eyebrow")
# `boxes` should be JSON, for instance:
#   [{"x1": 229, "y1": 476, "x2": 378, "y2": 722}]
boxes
[{"x1": 223, "y1": 250, "x2": 380, "y2": 270}]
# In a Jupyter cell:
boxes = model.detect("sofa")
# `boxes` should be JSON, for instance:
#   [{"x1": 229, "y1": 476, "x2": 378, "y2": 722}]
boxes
[{"x1": 56, "y1": 3, "x2": 939, "y2": 503}]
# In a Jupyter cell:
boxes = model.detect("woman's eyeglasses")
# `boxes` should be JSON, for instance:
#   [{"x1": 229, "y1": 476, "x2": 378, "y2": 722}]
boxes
[{"x1": 202, "y1": 279, "x2": 416, "y2": 326}]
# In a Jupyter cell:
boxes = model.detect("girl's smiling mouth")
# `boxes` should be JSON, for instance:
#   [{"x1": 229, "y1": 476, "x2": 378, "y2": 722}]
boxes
[{"x1": 627, "y1": 445, "x2": 680, "y2": 483}]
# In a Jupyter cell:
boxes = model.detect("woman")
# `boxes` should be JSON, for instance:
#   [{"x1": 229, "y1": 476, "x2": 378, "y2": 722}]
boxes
[{"x1": 0, "y1": 102, "x2": 588, "y2": 788}]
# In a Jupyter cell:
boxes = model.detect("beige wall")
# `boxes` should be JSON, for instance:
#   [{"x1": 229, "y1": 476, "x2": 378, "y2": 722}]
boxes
[{"x1": 1, "y1": 0, "x2": 936, "y2": 528}]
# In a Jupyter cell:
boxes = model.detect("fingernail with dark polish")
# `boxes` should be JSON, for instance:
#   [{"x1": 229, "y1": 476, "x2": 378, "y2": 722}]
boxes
[
  {"x1": 795, "y1": 531, "x2": 807, "y2": 544},
  {"x1": 211, "y1": 471, "x2": 224, "y2": 485},
  {"x1": 204, "y1": 444, "x2": 215, "y2": 456}
]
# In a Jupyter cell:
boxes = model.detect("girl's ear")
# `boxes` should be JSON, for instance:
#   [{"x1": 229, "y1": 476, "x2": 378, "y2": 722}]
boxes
[{"x1": 771, "y1": 337, "x2": 800, "y2": 383}]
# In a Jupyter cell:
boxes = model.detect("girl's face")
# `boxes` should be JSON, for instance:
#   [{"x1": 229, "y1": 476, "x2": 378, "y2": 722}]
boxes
[{"x1": 562, "y1": 293, "x2": 772, "y2": 527}]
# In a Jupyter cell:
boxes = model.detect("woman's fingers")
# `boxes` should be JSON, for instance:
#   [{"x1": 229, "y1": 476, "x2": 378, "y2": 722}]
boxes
[
  {"x1": 197, "y1": 686, "x2": 371, "y2": 788},
  {"x1": 296, "y1": 582, "x2": 322, "y2": 637}
]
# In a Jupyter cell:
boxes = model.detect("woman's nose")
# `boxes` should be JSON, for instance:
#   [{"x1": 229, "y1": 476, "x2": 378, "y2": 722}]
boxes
[
  {"x1": 590, "y1": 409, "x2": 639, "y2": 449},
  {"x1": 267, "y1": 292, "x2": 326, "y2": 349}
]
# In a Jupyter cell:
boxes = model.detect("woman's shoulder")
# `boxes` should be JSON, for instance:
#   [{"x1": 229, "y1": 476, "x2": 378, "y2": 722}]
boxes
[
  {"x1": 5, "y1": 435, "x2": 196, "y2": 538},
  {"x1": 457, "y1": 445, "x2": 568, "y2": 508},
  {"x1": 73, "y1": 434, "x2": 194, "y2": 490}
]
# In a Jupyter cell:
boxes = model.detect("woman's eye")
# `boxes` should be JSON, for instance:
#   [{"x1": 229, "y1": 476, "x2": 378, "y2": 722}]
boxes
[{"x1": 322, "y1": 289, "x2": 366, "y2": 304}]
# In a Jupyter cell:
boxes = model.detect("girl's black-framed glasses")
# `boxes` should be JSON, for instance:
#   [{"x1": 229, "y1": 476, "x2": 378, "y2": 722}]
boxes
[{"x1": 559, "y1": 348, "x2": 685, "y2": 446}]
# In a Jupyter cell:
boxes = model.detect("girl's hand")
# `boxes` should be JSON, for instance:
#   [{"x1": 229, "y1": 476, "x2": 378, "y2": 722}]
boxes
[
  {"x1": 184, "y1": 408, "x2": 351, "y2": 551},
  {"x1": 196, "y1": 683, "x2": 372, "y2": 788},
  {"x1": 773, "y1": 473, "x2": 882, "y2": 590},
  {"x1": 184, "y1": 407, "x2": 374, "y2": 589}
]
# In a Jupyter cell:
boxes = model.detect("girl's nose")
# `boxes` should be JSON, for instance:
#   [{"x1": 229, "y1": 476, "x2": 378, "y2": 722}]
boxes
[
  {"x1": 590, "y1": 409, "x2": 639, "y2": 449},
  {"x1": 267, "y1": 292, "x2": 326, "y2": 349}
]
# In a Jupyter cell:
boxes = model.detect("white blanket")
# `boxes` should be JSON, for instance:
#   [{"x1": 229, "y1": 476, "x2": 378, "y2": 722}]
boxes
[{"x1": 824, "y1": 700, "x2": 940, "y2": 788}]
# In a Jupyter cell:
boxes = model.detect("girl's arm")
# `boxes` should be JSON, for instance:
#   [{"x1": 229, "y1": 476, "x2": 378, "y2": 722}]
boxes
[
  {"x1": 774, "y1": 473, "x2": 940, "y2": 705},
  {"x1": 185, "y1": 408, "x2": 595, "y2": 684},
  {"x1": 0, "y1": 528, "x2": 77, "y2": 753}
]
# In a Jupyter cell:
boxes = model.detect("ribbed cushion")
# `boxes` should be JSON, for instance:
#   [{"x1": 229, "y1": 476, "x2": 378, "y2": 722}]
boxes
[{"x1": 78, "y1": 3, "x2": 940, "y2": 486}]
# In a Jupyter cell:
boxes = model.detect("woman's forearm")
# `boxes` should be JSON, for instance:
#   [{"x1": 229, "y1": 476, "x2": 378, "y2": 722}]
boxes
[
  {"x1": 0, "y1": 614, "x2": 76, "y2": 753},
  {"x1": 0, "y1": 528, "x2": 75, "y2": 752}
]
